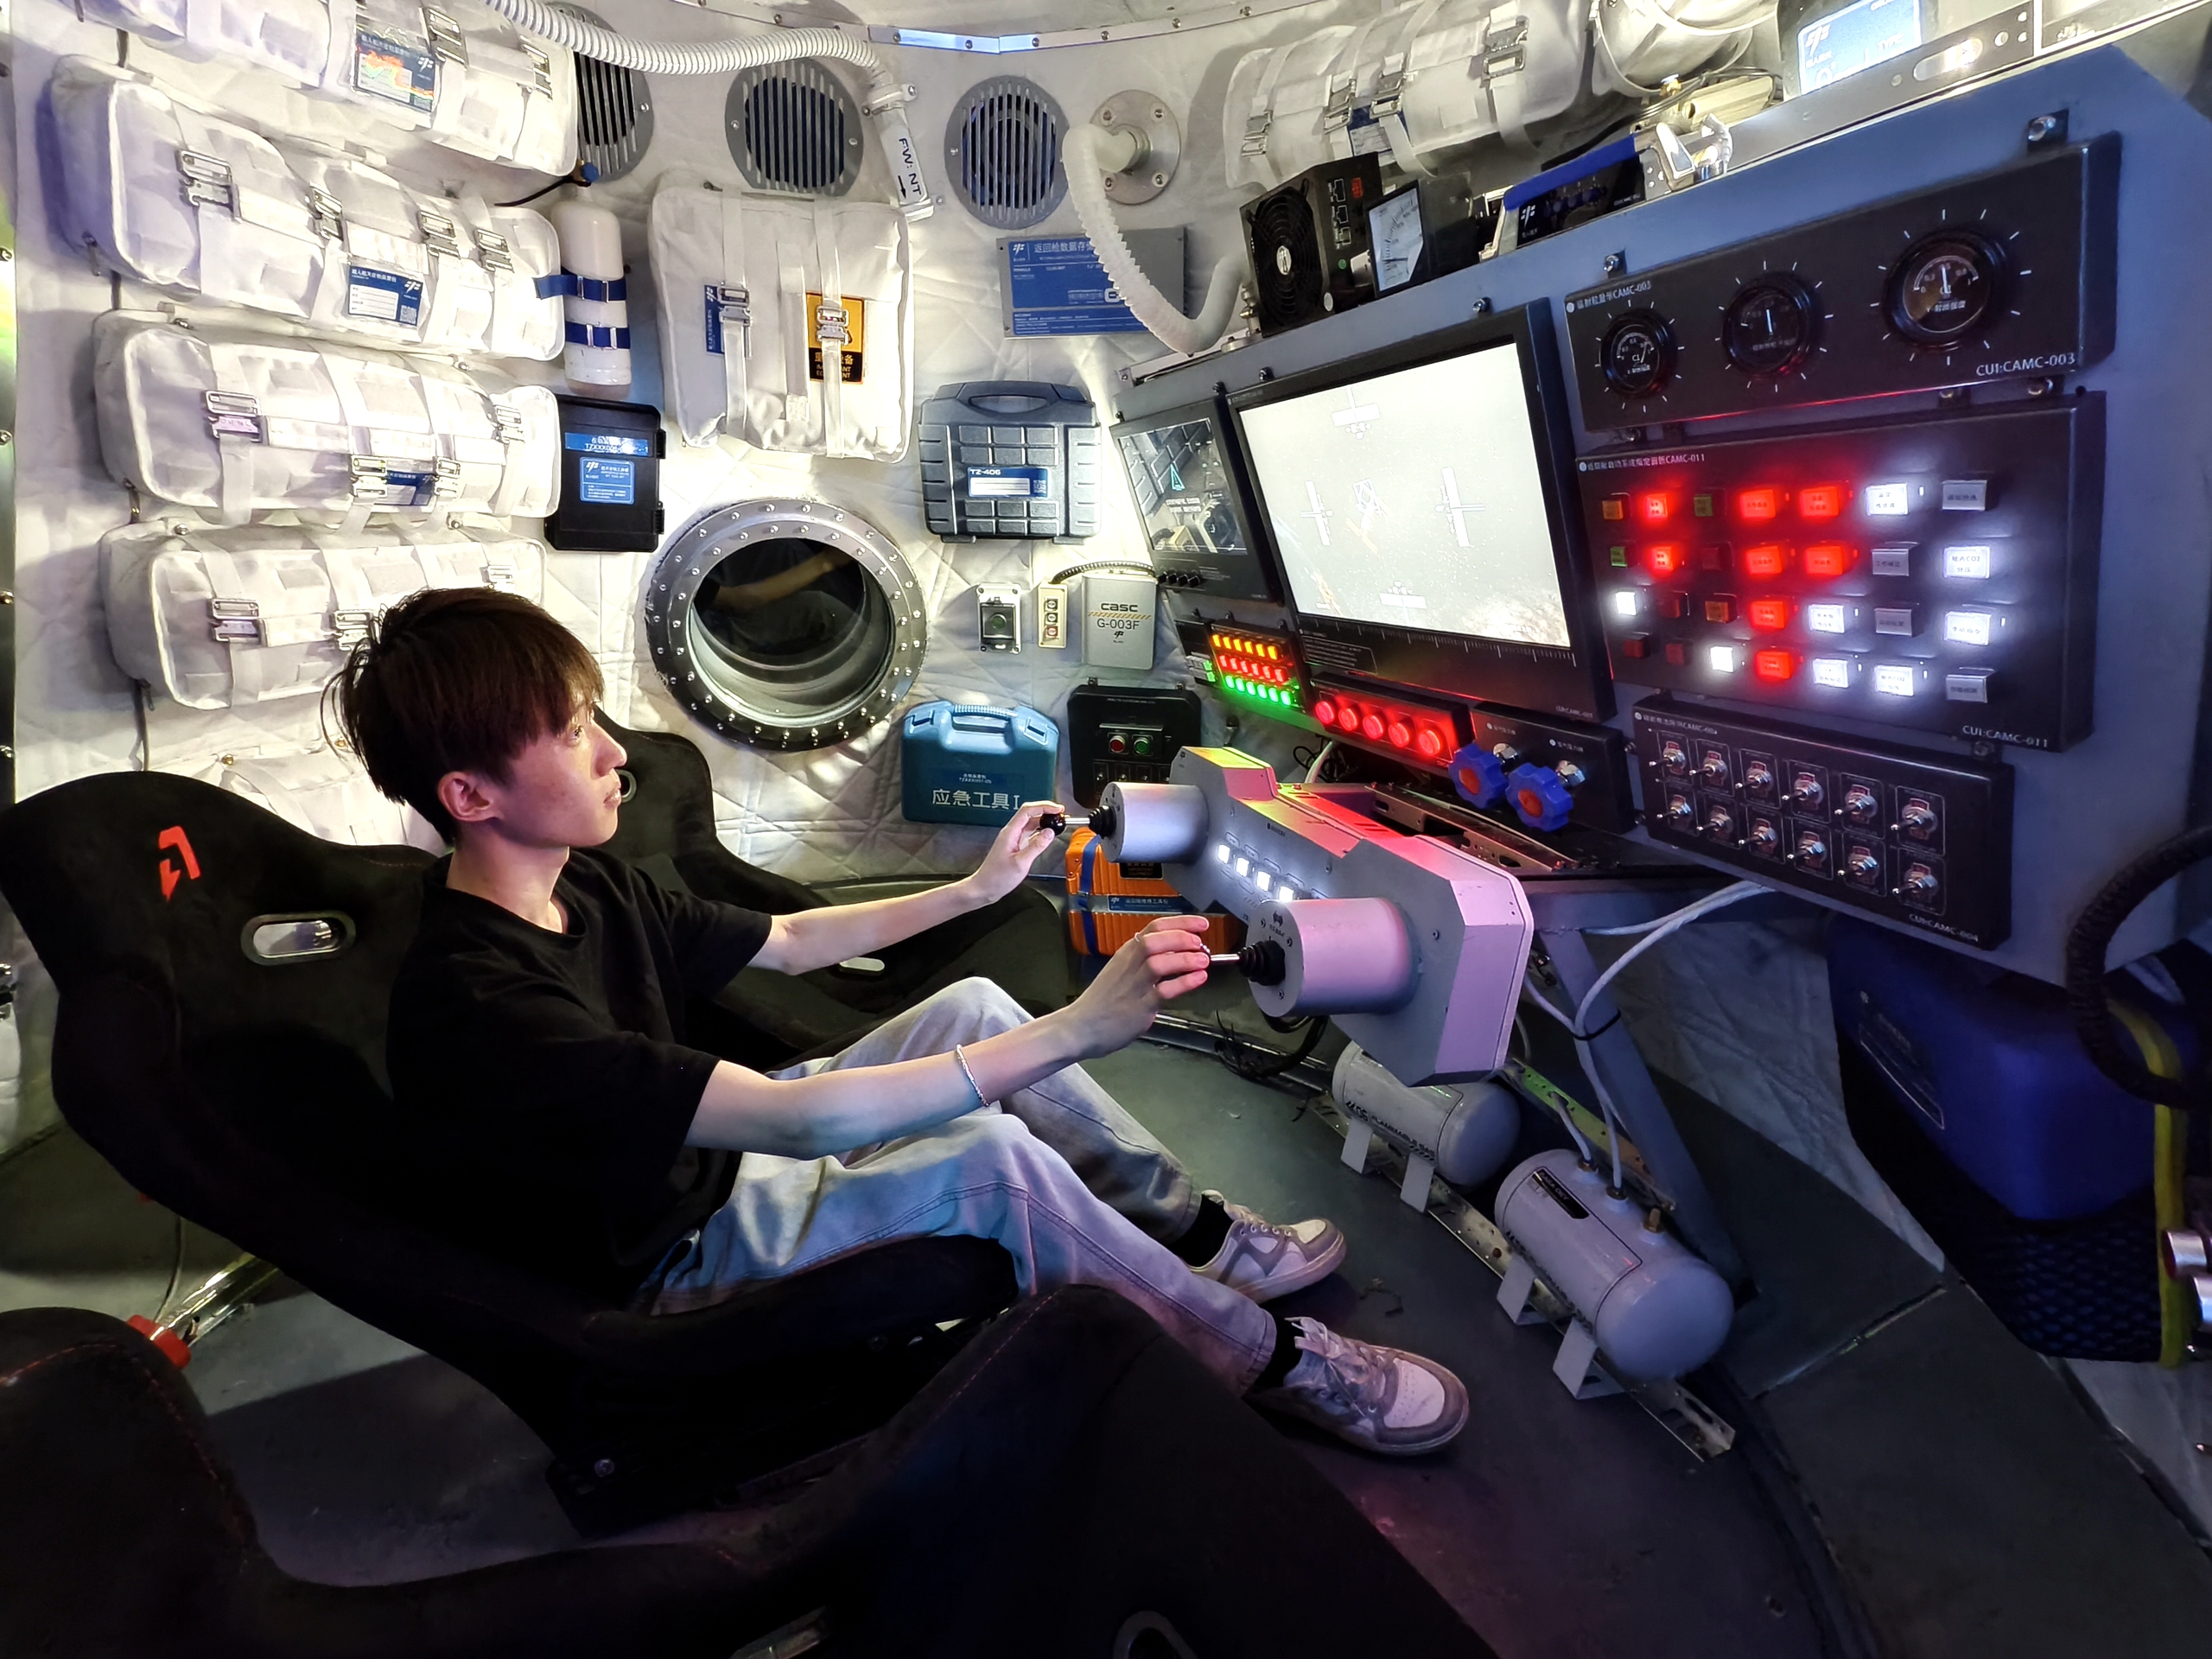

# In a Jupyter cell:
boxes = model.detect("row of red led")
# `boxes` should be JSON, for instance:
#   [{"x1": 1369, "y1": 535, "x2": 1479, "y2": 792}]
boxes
[
  {"x1": 1310, "y1": 695, "x2": 1452, "y2": 762},
  {"x1": 1644, "y1": 541, "x2": 1862, "y2": 580},
  {"x1": 1603, "y1": 484, "x2": 1855, "y2": 527},
  {"x1": 1218, "y1": 653, "x2": 1293, "y2": 685}
]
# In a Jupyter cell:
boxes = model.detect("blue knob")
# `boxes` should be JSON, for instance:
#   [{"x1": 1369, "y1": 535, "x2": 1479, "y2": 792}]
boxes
[
  {"x1": 1448, "y1": 743, "x2": 1508, "y2": 810},
  {"x1": 1506, "y1": 764, "x2": 1575, "y2": 833}
]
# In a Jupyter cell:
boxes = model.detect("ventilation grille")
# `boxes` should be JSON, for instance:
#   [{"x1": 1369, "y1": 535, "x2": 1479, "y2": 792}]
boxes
[
  {"x1": 562, "y1": 8, "x2": 653, "y2": 182},
  {"x1": 946, "y1": 76, "x2": 1067, "y2": 230},
  {"x1": 728, "y1": 62, "x2": 861, "y2": 197}
]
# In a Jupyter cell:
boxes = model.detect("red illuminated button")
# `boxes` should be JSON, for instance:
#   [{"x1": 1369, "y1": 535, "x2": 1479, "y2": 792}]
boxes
[
  {"x1": 1361, "y1": 714, "x2": 1386, "y2": 741},
  {"x1": 1802, "y1": 542, "x2": 1859, "y2": 578},
  {"x1": 1337, "y1": 705, "x2": 1361, "y2": 734},
  {"x1": 1737, "y1": 486, "x2": 1781, "y2": 523},
  {"x1": 1746, "y1": 597, "x2": 1793, "y2": 632},
  {"x1": 1637, "y1": 492, "x2": 1674, "y2": 525},
  {"x1": 1621, "y1": 634, "x2": 1651, "y2": 660},
  {"x1": 1741, "y1": 543, "x2": 1790, "y2": 579},
  {"x1": 1109, "y1": 734, "x2": 1127, "y2": 753},
  {"x1": 1646, "y1": 543, "x2": 1686, "y2": 576},
  {"x1": 1798, "y1": 483, "x2": 1847, "y2": 520},
  {"x1": 1387, "y1": 721, "x2": 1413, "y2": 750},
  {"x1": 1703, "y1": 596, "x2": 1737, "y2": 625},
  {"x1": 1754, "y1": 649, "x2": 1797, "y2": 683},
  {"x1": 1313, "y1": 698, "x2": 1338, "y2": 728},
  {"x1": 1414, "y1": 727, "x2": 1446, "y2": 760},
  {"x1": 1663, "y1": 641, "x2": 1691, "y2": 666}
]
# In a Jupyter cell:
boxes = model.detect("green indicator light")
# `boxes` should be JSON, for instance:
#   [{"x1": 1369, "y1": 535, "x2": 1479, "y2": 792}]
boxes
[{"x1": 1610, "y1": 544, "x2": 1629, "y2": 568}]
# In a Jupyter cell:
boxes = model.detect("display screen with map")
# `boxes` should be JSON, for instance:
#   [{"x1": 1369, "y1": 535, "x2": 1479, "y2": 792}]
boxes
[
  {"x1": 1233, "y1": 338, "x2": 1573, "y2": 649},
  {"x1": 1111, "y1": 401, "x2": 1274, "y2": 601}
]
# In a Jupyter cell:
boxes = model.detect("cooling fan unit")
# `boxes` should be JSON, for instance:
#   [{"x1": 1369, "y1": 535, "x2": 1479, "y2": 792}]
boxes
[{"x1": 1239, "y1": 156, "x2": 1382, "y2": 335}]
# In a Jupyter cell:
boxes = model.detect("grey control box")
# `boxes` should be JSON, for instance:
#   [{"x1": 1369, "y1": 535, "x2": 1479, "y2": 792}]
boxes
[{"x1": 918, "y1": 381, "x2": 1102, "y2": 543}]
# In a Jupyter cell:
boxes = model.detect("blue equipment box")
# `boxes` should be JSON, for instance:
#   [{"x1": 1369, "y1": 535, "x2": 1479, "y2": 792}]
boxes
[
  {"x1": 1827, "y1": 917, "x2": 2198, "y2": 1221},
  {"x1": 900, "y1": 702, "x2": 1059, "y2": 827}
]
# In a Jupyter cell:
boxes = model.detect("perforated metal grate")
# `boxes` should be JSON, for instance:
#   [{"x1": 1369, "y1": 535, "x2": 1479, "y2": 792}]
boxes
[
  {"x1": 727, "y1": 62, "x2": 861, "y2": 197},
  {"x1": 945, "y1": 76, "x2": 1068, "y2": 229},
  {"x1": 564, "y1": 8, "x2": 653, "y2": 182}
]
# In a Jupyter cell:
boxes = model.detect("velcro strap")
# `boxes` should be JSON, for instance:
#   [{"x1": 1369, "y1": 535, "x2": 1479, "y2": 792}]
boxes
[
  {"x1": 537, "y1": 270, "x2": 626, "y2": 302},
  {"x1": 564, "y1": 321, "x2": 631, "y2": 348}
]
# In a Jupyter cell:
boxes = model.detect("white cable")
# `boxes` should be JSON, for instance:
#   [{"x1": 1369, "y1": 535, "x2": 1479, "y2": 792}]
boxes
[
  {"x1": 1575, "y1": 1036, "x2": 1628, "y2": 1195},
  {"x1": 1582, "y1": 879, "x2": 1760, "y2": 936},
  {"x1": 1304, "y1": 741, "x2": 1337, "y2": 785},
  {"x1": 1062, "y1": 124, "x2": 1246, "y2": 357},
  {"x1": 1571, "y1": 880, "x2": 1763, "y2": 1036},
  {"x1": 464, "y1": 0, "x2": 933, "y2": 217}
]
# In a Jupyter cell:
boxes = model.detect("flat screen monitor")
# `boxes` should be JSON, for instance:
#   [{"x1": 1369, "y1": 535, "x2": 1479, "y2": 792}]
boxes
[
  {"x1": 1228, "y1": 306, "x2": 1611, "y2": 721},
  {"x1": 1110, "y1": 398, "x2": 1278, "y2": 601}
]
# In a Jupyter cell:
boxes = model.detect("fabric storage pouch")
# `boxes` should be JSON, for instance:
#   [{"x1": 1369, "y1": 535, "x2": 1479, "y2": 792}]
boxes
[
  {"x1": 72, "y1": 0, "x2": 576, "y2": 175},
  {"x1": 103, "y1": 517, "x2": 543, "y2": 708},
  {"x1": 648, "y1": 186, "x2": 913, "y2": 457},
  {"x1": 92, "y1": 311, "x2": 560, "y2": 523},
  {"x1": 196, "y1": 746, "x2": 447, "y2": 849},
  {"x1": 50, "y1": 58, "x2": 561, "y2": 359}
]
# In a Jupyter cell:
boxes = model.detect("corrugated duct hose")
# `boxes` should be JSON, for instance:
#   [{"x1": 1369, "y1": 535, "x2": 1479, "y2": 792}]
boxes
[
  {"x1": 2063, "y1": 826, "x2": 2212, "y2": 1364},
  {"x1": 1062, "y1": 124, "x2": 1247, "y2": 357},
  {"x1": 465, "y1": 0, "x2": 936, "y2": 218}
]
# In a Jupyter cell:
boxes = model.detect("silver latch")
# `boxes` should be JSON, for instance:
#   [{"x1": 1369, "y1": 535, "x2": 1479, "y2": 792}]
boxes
[
  {"x1": 486, "y1": 398, "x2": 529, "y2": 445},
  {"x1": 307, "y1": 188, "x2": 345, "y2": 242},
  {"x1": 432, "y1": 456, "x2": 463, "y2": 497},
  {"x1": 1372, "y1": 53, "x2": 1409, "y2": 118},
  {"x1": 332, "y1": 608, "x2": 374, "y2": 645},
  {"x1": 178, "y1": 150, "x2": 235, "y2": 213},
  {"x1": 524, "y1": 43, "x2": 555, "y2": 98},
  {"x1": 203, "y1": 390, "x2": 264, "y2": 442},
  {"x1": 1240, "y1": 111, "x2": 1272, "y2": 156},
  {"x1": 419, "y1": 211, "x2": 467, "y2": 260},
  {"x1": 482, "y1": 558, "x2": 516, "y2": 589},
  {"x1": 1479, "y1": 18, "x2": 1529, "y2": 80},
  {"x1": 423, "y1": 7, "x2": 467, "y2": 65},
  {"x1": 349, "y1": 454, "x2": 391, "y2": 498},
  {"x1": 813, "y1": 302, "x2": 851, "y2": 346},
  {"x1": 210, "y1": 595, "x2": 262, "y2": 641},
  {"x1": 1320, "y1": 73, "x2": 1356, "y2": 131},
  {"x1": 473, "y1": 229, "x2": 513, "y2": 272},
  {"x1": 715, "y1": 284, "x2": 753, "y2": 353}
]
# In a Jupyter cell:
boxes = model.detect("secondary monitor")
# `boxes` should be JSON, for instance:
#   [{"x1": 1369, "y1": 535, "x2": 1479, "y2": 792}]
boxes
[
  {"x1": 1110, "y1": 397, "x2": 1279, "y2": 601},
  {"x1": 1229, "y1": 307, "x2": 1611, "y2": 721}
]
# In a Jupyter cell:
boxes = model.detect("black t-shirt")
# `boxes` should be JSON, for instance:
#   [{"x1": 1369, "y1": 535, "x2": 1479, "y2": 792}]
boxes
[{"x1": 387, "y1": 848, "x2": 772, "y2": 1300}]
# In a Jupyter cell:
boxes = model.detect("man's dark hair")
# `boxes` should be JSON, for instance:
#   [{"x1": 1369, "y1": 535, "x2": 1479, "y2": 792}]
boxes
[{"x1": 327, "y1": 588, "x2": 603, "y2": 842}]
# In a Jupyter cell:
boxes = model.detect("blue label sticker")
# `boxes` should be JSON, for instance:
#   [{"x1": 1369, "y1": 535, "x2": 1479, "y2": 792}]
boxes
[
  {"x1": 353, "y1": 29, "x2": 437, "y2": 112},
  {"x1": 1004, "y1": 237, "x2": 1150, "y2": 337},
  {"x1": 383, "y1": 469, "x2": 437, "y2": 507},
  {"x1": 578, "y1": 455, "x2": 637, "y2": 505},
  {"x1": 564, "y1": 431, "x2": 654, "y2": 456},
  {"x1": 963, "y1": 465, "x2": 1053, "y2": 500},
  {"x1": 346, "y1": 264, "x2": 423, "y2": 327},
  {"x1": 1796, "y1": 0, "x2": 1922, "y2": 90}
]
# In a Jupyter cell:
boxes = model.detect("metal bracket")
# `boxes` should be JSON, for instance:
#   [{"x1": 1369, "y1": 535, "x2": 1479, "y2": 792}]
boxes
[
  {"x1": 418, "y1": 211, "x2": 467, "y2": 260},
  {"x1": 1371, "y1": 53, "x2": 1409, "y2": 118},
  {"x1": 1640, "y1": 112, "x2": 1734, "y2": 197},
  {"x1": 1478, "y1": 19, "x2": 1529, "y2": 82},
  {"x1": 209, "y1": 596, "x2": 262, "y2": 642},
  {"x1": 486, "y1": 398, "x2": 529, "y2": 446},
  {"x1": 431, "y1": 456, "x2": 463, "y2": 498},
  {"x1": 178, "y1": 150, "x2": 235, "y2": 213},
  {"x1": 524, "y1": 43, "x2": 555, "y2": 98},
  {"x1": 348, "y1": 454, "x2": 391, "y2": 498},
  {"x1": 473, "y1": 229, "x2": 513, "y2": 272},
  {"x1": 332, "y1": 608, "x2": 374, "y2": 646},
  {"x1": 1240, "y1": 111, "x2": 1272, "y2": 157},
  {"x1": 1093, "y1": 89, "x2": 1181, "y2": 205},
  {"x1": 1320, "y1": 72, "x2": 1357, "y2": 131},
  {"x1": 422, "y1": 7, "x2": 467, "y2": 66},
  {"x1": 813, "y1": 302, "x2": 852, "y2": 346},
  {"x1": 307, "y1": 188, "x2": 345, "y2": 243},
  {"x1": 202, "y1": 390, "x2": 264, "y2": 442}
]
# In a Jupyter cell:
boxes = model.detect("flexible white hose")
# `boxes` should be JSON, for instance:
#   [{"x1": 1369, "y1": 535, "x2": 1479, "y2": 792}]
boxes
[
  {"x1": 467, "y1": 0, "x2": 932, "y2": 216},
  {"x1": 1063, "y1": 124, "x2": 1245, "y2": 357}
]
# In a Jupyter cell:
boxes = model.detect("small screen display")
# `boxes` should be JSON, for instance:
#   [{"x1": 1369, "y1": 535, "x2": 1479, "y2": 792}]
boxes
[
  {"x1": 1115, "y1": 409, "x2": 1269, "y2": 596},
  {"x1": 1236, "y1": 340, "x2": 1572, "y2": 649}
]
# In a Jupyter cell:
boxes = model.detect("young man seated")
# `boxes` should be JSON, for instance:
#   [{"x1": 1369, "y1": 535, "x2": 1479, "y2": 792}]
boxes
[{"x1": 336, "y1": 589, "x2": 1470, "y2": 1455}]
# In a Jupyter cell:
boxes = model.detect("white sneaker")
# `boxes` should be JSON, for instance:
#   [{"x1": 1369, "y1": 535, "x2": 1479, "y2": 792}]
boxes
[
  {"x1": 1250, "y1": 1317, "x2": 1470, "y2": 1456},
  {"x1": 1191, "y1": 1196, "x2": 1347, "y2": 1303}
]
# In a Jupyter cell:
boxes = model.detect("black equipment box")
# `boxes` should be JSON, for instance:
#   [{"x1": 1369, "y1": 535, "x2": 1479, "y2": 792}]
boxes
[
  {"x1": 918, "y1": 382, "x2": 1101, "y2": 542},
  {"x1": 1067, "y1": 683, "x2": 1201, "y2": 809},
  {"x1": 544, "y1": 397, "x2": 666, "y2": 553}
]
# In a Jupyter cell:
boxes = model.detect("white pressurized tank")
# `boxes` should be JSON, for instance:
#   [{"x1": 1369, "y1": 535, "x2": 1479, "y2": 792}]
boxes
[
  {"x1": 1332, "y1": 1044, "x2": 1518, "y2": 1189},
  {"x1": 1495, "y1": 1149, "x2": 1734, "y2": 1383},
  {"x1": 551, "y1": 201, "x2": 632, "y2": 391}
]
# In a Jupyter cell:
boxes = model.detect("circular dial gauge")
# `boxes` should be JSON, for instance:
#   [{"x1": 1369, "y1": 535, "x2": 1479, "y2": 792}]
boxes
[
  {"x1": 1723, "y1": 275, "x2": 1820, "y2": 377},
  {"x1": 1600, "y1": 310, "x2": 1677, "y2": 398},
  {"x1": 1887, "y1": 232, "x2": 2004, "y2": 344}
]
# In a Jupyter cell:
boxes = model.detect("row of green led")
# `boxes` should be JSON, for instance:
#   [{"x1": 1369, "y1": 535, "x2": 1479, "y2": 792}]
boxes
[{"x1": 1223, "y1": 674, "x2": 1301, "y2": 706}]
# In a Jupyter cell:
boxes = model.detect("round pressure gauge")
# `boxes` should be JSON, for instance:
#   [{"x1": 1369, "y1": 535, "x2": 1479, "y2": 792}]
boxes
[
  {"x1": 1722, "y1": 274, "x2": 1820, "y2": 378},
  {"x1": 1886, "y1": 232, "x2": 2003, "y2": 344},
  {"x1": 1599, "y1": 310, "x2": 1677, "y2": 398}
]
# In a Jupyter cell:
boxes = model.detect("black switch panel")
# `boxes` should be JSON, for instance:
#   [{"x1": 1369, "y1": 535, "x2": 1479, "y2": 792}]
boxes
[
  {"x1": 1580, "y1": 396, "x2": 2102, "y2": 751},
  {"x1": 1634, "y1": 698, "x2": 2012, "y2": 950},
  {"x1": 1564, "y1": 135, "x2": 2116, "y2": 426},
  {"x1": 1459, "y1": 704, "x2": 1636, "y2": 835},
  {"x1": 1067, "y1": 683, "x2": 1201, "y2": 809}
]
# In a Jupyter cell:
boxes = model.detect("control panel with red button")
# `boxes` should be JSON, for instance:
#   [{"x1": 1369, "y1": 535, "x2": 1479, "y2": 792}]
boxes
[
  {"x1": 1634, "y1": 698, "x2": 2012, "y2": 948},
  {"x1": 1308, "y1": 680, "x2": 1464, "y2": 772},
  {"x1": 1581, "y1": 397, "x2": 2102, "y2": 750}
]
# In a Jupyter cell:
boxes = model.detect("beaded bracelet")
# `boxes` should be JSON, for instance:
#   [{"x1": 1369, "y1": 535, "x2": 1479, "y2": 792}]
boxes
[{"x1": 951, "y1": 1043, "x2": 986, "y2": 1109}]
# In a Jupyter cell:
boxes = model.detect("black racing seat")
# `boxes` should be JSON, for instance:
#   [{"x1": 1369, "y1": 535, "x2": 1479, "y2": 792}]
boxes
[
  {"x1": 0, "y1": 768, "x2": 1020, "y2": 1535},
  {"x1": 0, "y1": 1289, "x2": 1501, "y2": 1659},
  {"x1": 594, "y1": 715, "x2": 1071, "y2": 1070}
]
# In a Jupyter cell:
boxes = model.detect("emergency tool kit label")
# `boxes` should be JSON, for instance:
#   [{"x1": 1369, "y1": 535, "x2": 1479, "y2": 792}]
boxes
[
  {"x1": 1003, "y1": 237, "x2": 1147, "y2": 336},
  {"x1": 354, "y1": 29, "x2": 438, "y2": 111},
  {"x1": 346, "y1": 265, "x2": 424, "y2": 327},
  {"x1": 805, "y1": 294, "x2": 865, "y2": 383},
  {"x1": 964, "y1": 466, "x2": 1054, "y2": 499},
  {"x1": 576, "y1": 456, "x2": 636, "y2": 505}
]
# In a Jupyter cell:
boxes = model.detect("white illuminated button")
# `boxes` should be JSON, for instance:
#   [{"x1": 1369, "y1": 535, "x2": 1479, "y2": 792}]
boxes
[
  {"x1": 1234, "y1": 855, "x2": 1251, "y2": 877},
  {"x1": 1872, "y1": 545, "x2": 1913, "y2": 577},
  {"x1": 1944, "y1": 609, "x2": 1993, "y2": 646},
  {"x1": 1255, "y1": 871, "x2": 1272, "y2": 893},
  {"x1": 1708, "y1": 645, "x2": 1738, "y2": 673},
  {"x1": 1944, "y1": 545, "x2": 1993, "y2": 580},
  {"x1": 1873, "y1": 664, "x2": 1916, "y2": 697},
  {"x1": 1941, "y1": 479, "x2": 1989, "y2": 512},
  {"x1": 1278, "y1": 888, "x2": 1300, "y2": 903},
  {"x1": 1806, "y1": 602, "x2": 1849, "y2": 634},
  {"x1": 1810, "y1": 657, "x2": 1853, "y2": 688},
  {"x1": 1865, "y1": 482, "x2": 1912, "y2": 517},
  {"x1": 1215, "y1": 842, "x2": 1230, "y2": 864},
  {"x1": 1611, "y1": 589, "x2": 1644, "y2": 618}
]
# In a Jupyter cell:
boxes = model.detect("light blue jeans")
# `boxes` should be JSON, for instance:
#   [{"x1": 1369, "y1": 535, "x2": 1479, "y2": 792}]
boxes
[{"x1": 645, "y1": 978, "x2": 1279, "y2": 1393}]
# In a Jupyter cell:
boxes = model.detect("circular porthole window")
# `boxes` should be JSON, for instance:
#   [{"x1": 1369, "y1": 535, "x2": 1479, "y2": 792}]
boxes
[{"x1": 645, "y1": 499, "x2": 926, "y2": 751}]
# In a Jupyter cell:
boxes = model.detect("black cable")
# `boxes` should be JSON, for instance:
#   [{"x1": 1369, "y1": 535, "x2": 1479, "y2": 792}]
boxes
[
  {"x1": 2063, "y1": 823, "x2": 2212, "y2": 1111},
  {"x1": 497, "y1": 161, "x2": 601, "y2": 207},
  {"x1": 1215, "y1": 1014, "x2": 1326, "y2": 1082}
]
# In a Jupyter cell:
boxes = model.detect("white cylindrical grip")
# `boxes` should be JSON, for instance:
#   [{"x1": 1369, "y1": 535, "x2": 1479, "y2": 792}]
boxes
[
  {"x1": 1253, "y1": 898, "x2": 1414, "y2": 1018},
  {"x1": 1101, "y1": 782, "x2": 1211, "y2": 864},
  {"x1": 550, "y1": 201, "x2": 632, "y2": 389}
]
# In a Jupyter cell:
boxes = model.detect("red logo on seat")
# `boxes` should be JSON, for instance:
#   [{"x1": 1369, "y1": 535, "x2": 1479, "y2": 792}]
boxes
[{"x1": 158, "y1": 826, "x2": 201, "y2": 901}]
